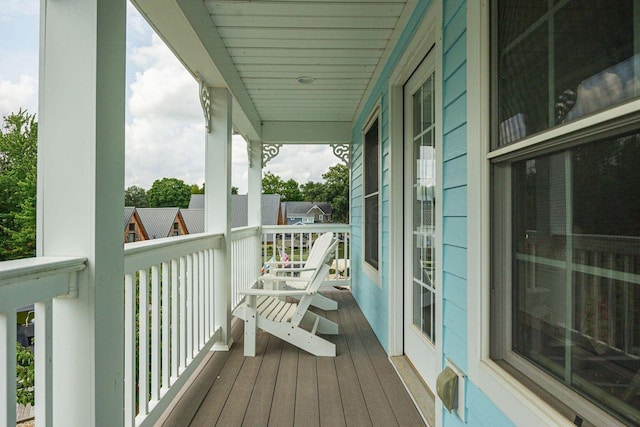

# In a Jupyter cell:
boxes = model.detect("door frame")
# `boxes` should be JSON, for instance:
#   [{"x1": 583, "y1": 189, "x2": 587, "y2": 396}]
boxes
[{"x1": 387, "y1": 4, "x2": 442, "y2": 373}]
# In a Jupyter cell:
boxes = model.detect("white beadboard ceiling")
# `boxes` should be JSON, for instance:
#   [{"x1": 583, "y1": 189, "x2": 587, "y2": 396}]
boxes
[{"x1": 133, "y1": 0, "x2": 414, "y2": 143}]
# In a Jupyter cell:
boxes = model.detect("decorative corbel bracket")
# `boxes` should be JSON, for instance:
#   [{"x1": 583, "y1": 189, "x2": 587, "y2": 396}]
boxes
[
  {"x1": 262, "y1": 144, "x2": 282, "y2": 167},
  {"x1": 330, "y1": 144, "x2": 350, "y2": 166},
  {"x1": 247, "y1": 140, "x2": 254, "y2": 168},
  {"x1": 197, "y1": 73, "x2": 212, "y2": 133}
]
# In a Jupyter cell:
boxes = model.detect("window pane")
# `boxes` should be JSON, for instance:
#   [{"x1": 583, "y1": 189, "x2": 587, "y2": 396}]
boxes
[
  {"x1": 364, "y1": 119, "x2": 379, "y2": 195},
  {"x1": 511, "y1": 130, "x2": 640, "y2": 425},
  {"x1": 364, "y1": 195, "x2": 378, "y2": 269},
  {"x1": 495, "y1": 1, "x2": 640, "y2": 148}
]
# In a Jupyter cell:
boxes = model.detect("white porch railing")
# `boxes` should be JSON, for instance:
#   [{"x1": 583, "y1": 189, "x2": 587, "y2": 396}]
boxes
[
  {"x1": 123, "y1": 233, "x2": 222, "y2": 427},
  {"x1": 0, "y1": 224, "x2": 349, "y2": 427},
  {"x1": 230, "y1": 226, "x2": 261, "y2": 310},
  {"x1": 261, "y1": 224, "x2": 351, "y2": 288},
  {"x1": 0, "y1": 256, "x2": 87, "y2": 426}
]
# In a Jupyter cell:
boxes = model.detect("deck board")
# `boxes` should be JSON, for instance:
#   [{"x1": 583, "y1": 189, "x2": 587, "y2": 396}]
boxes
[{"x1": 160, "y1": 290, "x2": 427, "y2": 427}]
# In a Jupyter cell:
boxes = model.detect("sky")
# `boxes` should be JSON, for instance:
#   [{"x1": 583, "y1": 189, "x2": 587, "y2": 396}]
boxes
[{"x1": 0, "y1": 0, "x2": 340, "y2": 194}]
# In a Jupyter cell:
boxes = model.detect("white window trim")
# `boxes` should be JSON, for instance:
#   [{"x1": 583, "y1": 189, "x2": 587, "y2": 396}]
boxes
[
  {"x1": 466, "y1": 3, "x2": 631, "y2": 426},
  {"x1": 387, "y1": 0, "x2": 441, "y2": 362},
  {"x1": 362, "y1": 105, "x2": 382, "y2": 286}
]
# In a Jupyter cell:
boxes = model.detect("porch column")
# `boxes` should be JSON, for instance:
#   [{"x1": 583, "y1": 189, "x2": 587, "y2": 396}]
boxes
[
  {"x1": 247, "y1": 140, "x2": 262, "y2": 228},
  {"x1": 37, "y1": 0, "x2": 126, "y2": 426},
  {"x1": 206, "y1": 88, "x2": 233, "y2": 350},
  {"x1": 247, "y1": 139, "x2": 263, "y2": 277}
]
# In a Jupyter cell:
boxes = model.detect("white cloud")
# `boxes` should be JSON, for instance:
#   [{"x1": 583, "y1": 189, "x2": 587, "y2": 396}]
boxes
[
  {"x1": 122, "y1": 9, "x2": 343, "y2": 195},
  {"x1": 125, "y1": 32, "x2": 251, "y2": 193},
  {"x1": 0, "y1": 0, "x2": 38, "y2": 21},
  {"x1": 0, "y1": 74, "x2": 37, "y2": 118},
  {"x1": 264, "y1": 145, "x2": 339, "y2": 184}
]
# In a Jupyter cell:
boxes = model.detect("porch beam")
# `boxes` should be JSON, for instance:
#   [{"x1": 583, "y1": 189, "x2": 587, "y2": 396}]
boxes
[
  {"x1": 247, "y1": 140, "x2": 262, "y2": 228},
  {"x1": 262, "y1": 121, "x2": 352, "y2": 144},
  {"x1": 206, "y1": 88, "x2": 233, "y2": 350},
  {"x1": 37, "y1": 0, "x2": 126, "y2": 425}
]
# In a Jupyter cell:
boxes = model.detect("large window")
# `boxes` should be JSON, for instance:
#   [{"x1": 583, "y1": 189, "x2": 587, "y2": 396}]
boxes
[
  {"x1": 491, "y1": 2, "x2": 640, "y2": 425},
  {"x1": 363, "y1": 115, "x2": 380, "y2": 270},
  {"x1": 494, "y1": 0, "x2": 640, "y2": 147}
]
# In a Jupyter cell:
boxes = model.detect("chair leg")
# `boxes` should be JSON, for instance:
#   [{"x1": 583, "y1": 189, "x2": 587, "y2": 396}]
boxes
[{"x1": 244, "y1": 295, "x2": 257, "y2": 356}]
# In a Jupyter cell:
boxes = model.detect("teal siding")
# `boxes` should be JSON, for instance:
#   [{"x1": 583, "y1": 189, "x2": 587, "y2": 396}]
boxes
[
  {"x1": 350, "y1": 0, "x2": 515, "y2": 424},
  {"x1": 441, "y1": 0, "x2": 470, "y2": 424},
  {"x1": 350, "y1": 0, "x2": 433, "y2": 351}
]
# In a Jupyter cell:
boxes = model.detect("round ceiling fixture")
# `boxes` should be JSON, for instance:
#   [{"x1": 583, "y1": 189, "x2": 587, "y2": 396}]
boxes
[{"x1": 296, "y1": 76, "x2": 315, "y2": 84}]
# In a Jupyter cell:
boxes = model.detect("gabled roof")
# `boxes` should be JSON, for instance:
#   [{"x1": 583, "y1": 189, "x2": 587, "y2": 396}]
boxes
[
  {"x1": 181, "y1": 209, "x2": 205, "y2": 234},
  {"x1": 136, "y1": 208, "x2": 181, "y2": 239},
  {"x1": 186, "y1": 194, "x2": 282, "y2": 229},
  {"x1": 284, "y1": 201, "x2": 332, "y2": 216},
  {"x1": 124, "y1": 207, "x2": 135, "y2": 227}
]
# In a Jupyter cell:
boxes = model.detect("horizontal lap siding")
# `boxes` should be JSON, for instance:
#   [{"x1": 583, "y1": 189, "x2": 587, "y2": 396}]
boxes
[
  {"x1": 350, "y1": 0, "x2": 433, "y2": 352},
  {"x1": 441, "y1": 3, "x2": 469, "y2": 424},
  {"x1": 442, "y1": 2, "x2": 515, "y2": 425}
]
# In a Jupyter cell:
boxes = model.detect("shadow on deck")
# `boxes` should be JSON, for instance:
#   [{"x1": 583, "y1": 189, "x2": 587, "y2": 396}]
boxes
[{"x1": 159, "y1": 290, "x2": 426, "y2": 426}]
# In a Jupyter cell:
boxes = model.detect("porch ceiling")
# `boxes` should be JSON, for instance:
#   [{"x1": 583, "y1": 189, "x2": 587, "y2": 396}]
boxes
[{"x1": 132, "y1": 0, "x2": 415, "y2": 144}]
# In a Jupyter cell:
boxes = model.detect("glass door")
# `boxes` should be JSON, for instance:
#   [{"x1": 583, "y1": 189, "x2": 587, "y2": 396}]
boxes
[{"x1": 403, "y1": 53, "x2": 438, "y2": 388}]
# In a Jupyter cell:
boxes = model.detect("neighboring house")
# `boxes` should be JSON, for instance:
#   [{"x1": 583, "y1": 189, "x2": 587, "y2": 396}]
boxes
[
  {"x1": 283, "y1": 201, "x2": 332, "y2": 225},
  {"x1": 136, "y1": 208, "x2": 188, "y2": 239},
  {"x1": 123, "y1": 207, "x2": 149, "y2": 243},
  {"x1": 187, "y1": 193, "x2": 284, "y2": 229}
]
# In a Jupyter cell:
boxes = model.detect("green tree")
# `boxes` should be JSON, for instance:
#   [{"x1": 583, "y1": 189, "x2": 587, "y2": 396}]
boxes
[
  {"x1": 147, "y1": 177, "x2": 192, "y2": 208},
  {"x1": 16, "y1": 342, "x2": 34, "y2": 406},
  {"x1": 124, "y1": 185, "x2": 149, "y2": 207},
  {"x1": 231, "y1": 186, "x2": 239, "y2": 195},
  {"x1": 262, "y1": 171, "x2": 303, "y2": 201},
  {"x1": 322, "y1": 163, "x2": 349, "y2": 223},
  {"x1": 190, "y1": 183, "x2": 205, "y2": 194},
  {"x1": 300, "y1": 181, "x2": 326, "y2": 201},
  {"x1": 0, "y1": 110, "x2": 37, "y2": 261}
]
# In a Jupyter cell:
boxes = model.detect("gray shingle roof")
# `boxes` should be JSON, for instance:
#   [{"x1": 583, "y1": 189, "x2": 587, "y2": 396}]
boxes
[
  {"x1": 181, "y1": 209, "x2": 205, "y2": 234},
  {"x1": 188, "y1": 194, "x2": 204, "y2": 209},
  {"x1": 184, "y1": 194, "x2": 282, "y2": 230},
  {"x1": 136, "y1": 208, "x2": 180, "y2": 239}
]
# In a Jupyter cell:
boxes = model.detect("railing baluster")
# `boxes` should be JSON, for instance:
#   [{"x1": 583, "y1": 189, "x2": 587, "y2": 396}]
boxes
[
  {"x1": 198, "y1": 250, "x2": 205, "y2": 349},
  {"x1": 161, "y1": 261, "x2": 170, "y2": 395},
  {"x1": 209, "y1": 249, "x2": 215, "y2": 334},
  {"x1": 35, "y1": 300, "x2": 53, "y2": 427},
  {"x1": 151, "y1": 265, "x2": 160, "y2": 404},
  {"x1": 171, "y1": 258, "x2": 179, "y2": 383},
  {"x1": 179, "y1": 256, "x2": 187, "y2": 372},
  {"x1": 186, "y1": 255, "x2": 193, "y2": 362},
  {"x1": 0, "y1": 311, "x2": 17, "y2": 426},
  {"x1": 124, "y1": 274, "x2": 136, "y2": 426},
  {"x1": 138, "y1": 269, "x2": 149, "y2": 418}
]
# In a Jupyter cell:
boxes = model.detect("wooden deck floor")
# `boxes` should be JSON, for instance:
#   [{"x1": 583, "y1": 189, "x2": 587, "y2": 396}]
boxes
[{"x1": 160, "y1": 290, "x2": 426, "y2": 427}]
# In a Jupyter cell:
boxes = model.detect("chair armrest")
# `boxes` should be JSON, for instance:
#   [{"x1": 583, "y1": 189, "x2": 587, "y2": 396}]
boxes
[
  {"x1": 240, "y1": 288, "x2": 314, "y2": 297},
  {"x1": 270, "y1": 267, "x2": 315, "y2": 274},
  {"x1": 260, "y1": 274, "x2": 312, "y2": 284}
]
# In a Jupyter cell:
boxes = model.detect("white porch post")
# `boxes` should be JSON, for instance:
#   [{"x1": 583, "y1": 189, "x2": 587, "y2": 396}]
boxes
[
  {"x1": 37, "y1": 0, "x2": 126, "y2": 426},
  {"x1": 206, "y1": 88, "x2": 233, "y2": 350},
  {"x1": 247, "y1": 140, "x2": 262, "y2": 228}
]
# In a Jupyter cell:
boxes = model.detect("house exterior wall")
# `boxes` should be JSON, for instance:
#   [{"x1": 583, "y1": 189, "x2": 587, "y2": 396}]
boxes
[{"x1": 351, "y1": 0, "x2": 514, "y2": 425}]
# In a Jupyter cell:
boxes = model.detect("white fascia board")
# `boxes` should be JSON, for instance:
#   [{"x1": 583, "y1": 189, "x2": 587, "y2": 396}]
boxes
[
  {"x1": 262, "y1": 121, "x2": 352, "y2": 144},
  {"x1": 131, "y1": 0, "x2": 261, "y2": 141}
]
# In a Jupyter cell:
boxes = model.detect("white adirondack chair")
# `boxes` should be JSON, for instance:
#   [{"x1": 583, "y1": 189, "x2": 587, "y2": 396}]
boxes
[
  {"x1": 262, "y1": 232, "x2": 338, "y2": 311},
  {"x1": 233, "y1": 242, "x2": 339, "y2": 357}
]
